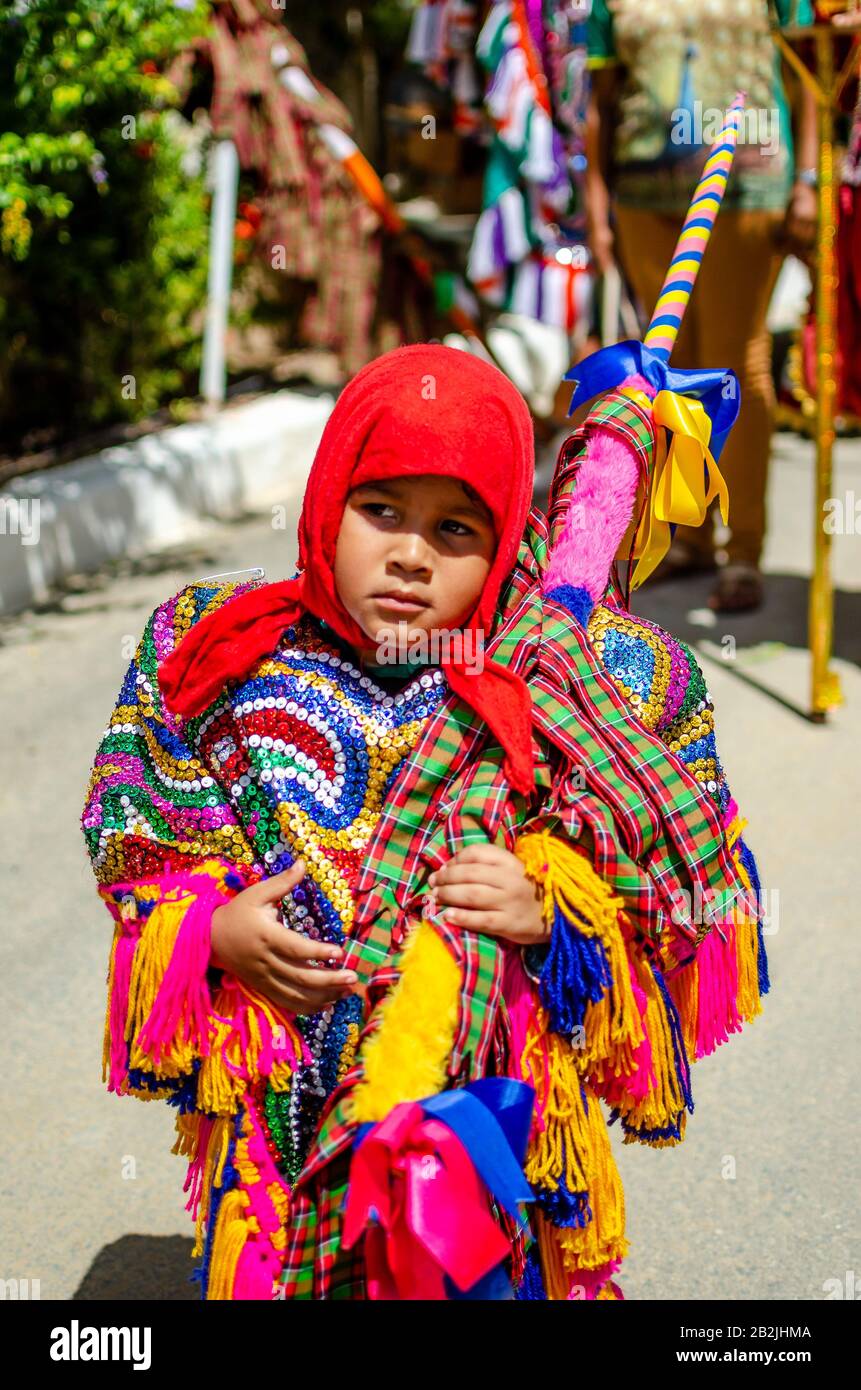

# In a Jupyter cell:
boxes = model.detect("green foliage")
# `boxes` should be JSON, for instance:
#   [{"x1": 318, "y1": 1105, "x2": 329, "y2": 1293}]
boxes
[
  {"x1": 364, "y1": 1, "x2": 414, "y2": 50},
  {"x1": 0, "y1": 0, "x2": 213, "y2": 450}
]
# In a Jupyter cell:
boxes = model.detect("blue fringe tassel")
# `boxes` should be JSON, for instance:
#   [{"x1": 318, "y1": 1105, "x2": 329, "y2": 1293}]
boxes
[
  {"x1": 737, "y1": 835, "x2": 771, "y2": 998},
  {"x1": 621, "y1": 1114, "x2": 684, "y2": 1143},
  {"x1": 608, "y1": 1101, "x2": 684, "y2": 1143},
  {"x1": 536, "y1": 1182, "x2": 593, "y2": 1229},
  {"x1": 538, "y1": 903, "x2": 612, "y2": 1038},
  {"x1": 515, "y1": 1246, "x2": 548, "y2": 1301},
  {"x1": 756, "y1": 919, "x2": 771, "y2": 998},
  {"x1": 651, "y1": 960, "x2": 695, "y2": 1114},
  {"x1": 127, "y1": 1065, "x2": 199, "y2": 1115}
]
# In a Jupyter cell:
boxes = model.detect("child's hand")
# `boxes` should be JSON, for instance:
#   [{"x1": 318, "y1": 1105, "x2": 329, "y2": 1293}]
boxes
[
  {"x1": 427, "y1": 845, "x2": 550, "y2": 947},
  {"x1": 210, "y1": 859, "x2": 359, "y2": 1015}
]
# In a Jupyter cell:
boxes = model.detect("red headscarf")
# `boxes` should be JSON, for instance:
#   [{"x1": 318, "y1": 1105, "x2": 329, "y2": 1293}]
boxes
[{"x1": 158, "y1": 344, "x2": 537, "y2": 793}]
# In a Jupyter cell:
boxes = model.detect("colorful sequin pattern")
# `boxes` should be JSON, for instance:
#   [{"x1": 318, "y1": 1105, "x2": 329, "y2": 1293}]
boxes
[
  {"x1": 587, "y1": 604, "x2": 728, "y2": 814},
  {"x1": 84, "y1": 582, "x2": 447, "y2": 901}
]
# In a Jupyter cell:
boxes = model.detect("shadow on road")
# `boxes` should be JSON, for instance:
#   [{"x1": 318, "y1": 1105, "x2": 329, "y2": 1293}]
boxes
[
  {"x1": 630, "y1": 568, "x2": 861, "y2": 669},
  {"x1": 72, "y1": 1235, "x2": 199, "y2": 1301}
]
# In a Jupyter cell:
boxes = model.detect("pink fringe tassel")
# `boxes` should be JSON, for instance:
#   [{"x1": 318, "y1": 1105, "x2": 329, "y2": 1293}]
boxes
[
  {"x1": 137, "y1": 875, "x2": 228, "y2": 1064},
  {"x1": 232, "y1": 1099, "x2": 291, "y2": 1300},
  {"x1": 107, "y1": 928, "x2": 139, "y2": 1094},
  {"x1": 213, "y1": 975, "x2": 313, "y2": 1076},
  {"x1": 567, "y1": 1257, "x2": 624, "y2": 1300},
  {"x1": 597, "y1": 955, "x2": 655, "y2": 1107},
  {"x1": 183, "y1": 1114, "x2": 216, "y2": 1222},
  {"x1": 695, "y1": 918, "x2": 742, "y2": 1058},
  {"x1": 502, "y1": 948, "x2": 550, "y2": 1131}
]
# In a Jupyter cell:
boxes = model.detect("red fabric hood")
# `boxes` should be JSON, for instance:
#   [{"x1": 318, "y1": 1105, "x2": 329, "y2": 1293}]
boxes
[{"x1": 158, "y1": 344, "x2": 537, "y2": 794}]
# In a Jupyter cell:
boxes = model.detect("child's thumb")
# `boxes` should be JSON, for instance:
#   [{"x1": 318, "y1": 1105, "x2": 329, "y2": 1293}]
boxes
[{"x1": 257, "y1": 859, "x2": 307, "y2": 900}]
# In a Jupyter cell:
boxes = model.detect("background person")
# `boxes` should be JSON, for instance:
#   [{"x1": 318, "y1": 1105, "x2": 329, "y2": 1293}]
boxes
[{"x1": 585, "y1": 0, "x2": 818, "y2": 611}]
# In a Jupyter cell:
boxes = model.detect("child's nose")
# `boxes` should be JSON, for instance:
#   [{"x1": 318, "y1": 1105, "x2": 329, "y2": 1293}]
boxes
[{"x1": 390, "y1": 531, "x2": 433, "y2": 571}]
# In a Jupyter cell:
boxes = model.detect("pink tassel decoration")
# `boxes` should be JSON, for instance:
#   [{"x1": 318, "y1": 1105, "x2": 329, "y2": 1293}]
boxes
[
  {"x1": 106, "y1": 926, "x2": 140, "y2": 1094},
  {"x1": 694, "y1": 919, "x2": 743, "y2": 1058},
  {"x1": 137, "y1": 875, "x2": 230, "y2": 1064}
]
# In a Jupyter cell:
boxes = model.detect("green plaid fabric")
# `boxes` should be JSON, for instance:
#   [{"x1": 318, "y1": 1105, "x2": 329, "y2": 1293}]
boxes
[{"x1": 278, "y1": 393, "x2": 749, "y2": 1299}]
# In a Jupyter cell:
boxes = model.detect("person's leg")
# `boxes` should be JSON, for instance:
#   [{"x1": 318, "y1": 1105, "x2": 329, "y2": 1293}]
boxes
[
  {"x1": 689, "y1": 209, "x2": 785, "y2": 596},
  {"x1": 614, "y1": 204, "x2": 716, "y2": 568}
]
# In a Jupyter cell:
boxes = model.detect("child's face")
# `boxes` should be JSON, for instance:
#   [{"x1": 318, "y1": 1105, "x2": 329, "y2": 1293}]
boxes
[{"x1": 333, "y1": 473, "x2": 496, "y2": 647}]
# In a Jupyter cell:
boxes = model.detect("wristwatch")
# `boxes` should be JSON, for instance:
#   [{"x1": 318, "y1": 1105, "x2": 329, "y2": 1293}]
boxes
[{"x1": 795, "y1": 167, "x2": 818, "y2": 188}]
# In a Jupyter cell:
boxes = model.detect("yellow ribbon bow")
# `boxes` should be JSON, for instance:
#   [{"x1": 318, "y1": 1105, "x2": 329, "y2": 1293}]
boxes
[{"x1": 619, "y1": 386, "x2": 730, "y2": 590}]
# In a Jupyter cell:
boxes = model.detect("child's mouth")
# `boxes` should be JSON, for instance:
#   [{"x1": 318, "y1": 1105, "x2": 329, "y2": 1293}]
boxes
[{"x1": 372, "y1": 593, "x2": 428, "y2": 614}]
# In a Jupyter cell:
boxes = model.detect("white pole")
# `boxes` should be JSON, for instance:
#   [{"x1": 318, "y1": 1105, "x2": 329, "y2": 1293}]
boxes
[{"x1": 200, "y1": 138, "x2": 239, "y2": 410}]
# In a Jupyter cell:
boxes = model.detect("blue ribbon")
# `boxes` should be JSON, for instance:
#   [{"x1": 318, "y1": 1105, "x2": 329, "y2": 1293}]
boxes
[
  {"x1": 421, "y1": 1078, "x2": 535, "y2": 1220},
  {"x1": 563, "y1": 339, "x2": 741, "y2": 462}
]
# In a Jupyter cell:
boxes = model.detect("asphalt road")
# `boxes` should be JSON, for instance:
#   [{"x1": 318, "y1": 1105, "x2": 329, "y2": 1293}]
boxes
[{"x1": 1, "y1": 431, "x2": 858, "y2": 1301}]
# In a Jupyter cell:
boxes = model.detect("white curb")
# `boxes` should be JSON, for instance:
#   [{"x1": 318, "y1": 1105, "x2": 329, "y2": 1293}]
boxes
[{"x1": 0, "y1": 389, "x2": 334, "y2": 615}]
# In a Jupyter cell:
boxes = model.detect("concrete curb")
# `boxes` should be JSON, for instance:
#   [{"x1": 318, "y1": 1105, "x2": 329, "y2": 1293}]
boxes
[{"x1": 0, "y1": 389, "x2": 334, "y2": 615}]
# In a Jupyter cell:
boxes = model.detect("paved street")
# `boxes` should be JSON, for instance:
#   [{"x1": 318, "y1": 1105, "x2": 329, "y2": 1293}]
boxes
[{"x1": 1, "y1": 430, "x2": 858, "y2": 1301}]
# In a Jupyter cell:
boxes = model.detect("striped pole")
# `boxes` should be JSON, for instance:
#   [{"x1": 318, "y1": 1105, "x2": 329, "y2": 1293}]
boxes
[{"x1": 643, "y1": 92, "x2": 746, "y2": 361}]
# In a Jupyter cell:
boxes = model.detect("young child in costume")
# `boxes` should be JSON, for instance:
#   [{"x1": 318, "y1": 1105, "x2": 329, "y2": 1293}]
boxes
[{"x1": 81, "y1": 339, "x2": 768, "y2": 1302}]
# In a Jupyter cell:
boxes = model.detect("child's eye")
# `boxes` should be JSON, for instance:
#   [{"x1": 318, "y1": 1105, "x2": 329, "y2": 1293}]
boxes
[
  {"x1": 440, "y1": 519, "x2": 473, "y2": 537},
  {"x1": 362, "y1": 502, "x2": 398, "y2": 519}
]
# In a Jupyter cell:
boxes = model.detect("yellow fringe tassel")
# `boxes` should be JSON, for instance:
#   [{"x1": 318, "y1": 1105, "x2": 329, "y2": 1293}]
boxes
[
  {"x1": 206, "y1": 1188, "x2": 251, "y2": 1300},
  {"x1": 618, "y1": 951, "x2": 688, "y2": 1147},
  {"x1": 536, "y1": 1212, "x2": 624, "y2": 1299},
  {"x1": 735, "y1": 917, "x2": 763, "y2": 1025},
  {"x1": 172, "y1": 1111, "x2": 201, "y2": 1159},
  {"x1": 191, "y1": 1115, "x2": 232, "y2": 1259},
  {"x1": 534, "y1": 1211, "x2": 576, "y2": 1299},
  {"x1": 667, "y1": 956, "x2": 698, "y2": 1061},
  {"x1": 267, "y1": 1183, "x2": 291, "y2": 1254},
  {"x1": 724, "y1": 817, "x2": 764, "y2": 1026},
  {"x1": 514, "y1": 830, "x2": 643, "y2": 1080},
  {"x1": 352, "y1": 919, "x2": 461, "y2": 1124},
  {"x1": 194, "y1": 980, "x2": 301, "y2": 1115},
  {"x1": 725, "y1": 813, "x2": 750, "y2": 886},
  {"x1": 521, "y1": 1009, "x2": 628, "y2": 1273},
  {"x1": 105, "y1": 862, "x2": 301, "y2": 1103}
]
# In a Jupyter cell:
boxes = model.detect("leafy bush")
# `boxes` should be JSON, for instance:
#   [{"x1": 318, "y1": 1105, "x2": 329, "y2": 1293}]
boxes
[{"x1": 0, "y1": 0, "x2": 213, "y2": 453}]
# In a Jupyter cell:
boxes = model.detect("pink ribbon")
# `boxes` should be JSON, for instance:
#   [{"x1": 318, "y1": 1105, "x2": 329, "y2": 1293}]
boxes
[{"x1": 342, "y1": 1102, "x2": 511, "y2": 1300}]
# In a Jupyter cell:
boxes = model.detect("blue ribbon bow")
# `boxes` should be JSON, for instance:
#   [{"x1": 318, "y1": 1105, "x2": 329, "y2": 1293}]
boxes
[{"x1": 564, "y1": 339, "x2": 741, "y2": 462}]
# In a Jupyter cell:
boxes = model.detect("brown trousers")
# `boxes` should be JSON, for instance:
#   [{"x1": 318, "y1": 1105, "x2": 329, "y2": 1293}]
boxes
[{"x1": 614, "y1": 206, "x2": 785, "y2": 567}]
